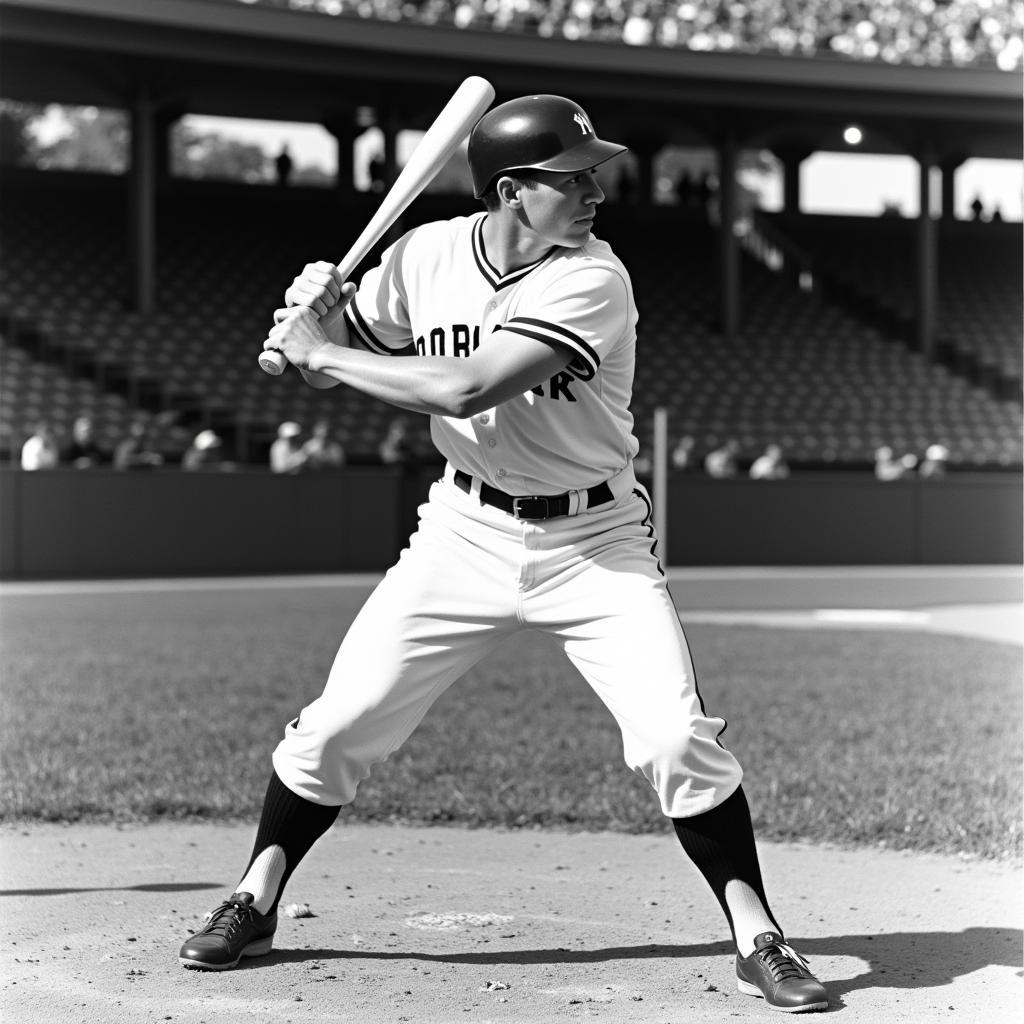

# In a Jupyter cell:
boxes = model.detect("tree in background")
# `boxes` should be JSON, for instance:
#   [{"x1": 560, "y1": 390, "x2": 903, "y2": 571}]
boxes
[
  {"x1": 170, "y1": 122, "x2": 267, "y2": 182},
  {"x1": 0, "y1": 102, "x2": 334, "y2": 185},
  {"x1": 34, "y1": 106, "x2": 129, "y2": 173}
]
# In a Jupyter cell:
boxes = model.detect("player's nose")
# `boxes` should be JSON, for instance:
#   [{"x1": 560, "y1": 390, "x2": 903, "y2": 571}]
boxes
[{"x1": 583, "y1": 170, "x2": 605, "y2": 205}]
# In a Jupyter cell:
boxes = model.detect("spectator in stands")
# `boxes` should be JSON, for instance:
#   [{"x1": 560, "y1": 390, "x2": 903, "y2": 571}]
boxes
[
  {"x1": 182, "y1": 429, "x2": 231, "y2": 472},
  {"x1": 113, "y1": 420, "x2": 165, "y2": 471},
  {"x1": 704, "y1": 439, "x2": 740, "y2": 479},
  {"x1": 874, "y1": 445, "x2": 916, "y2": 481},
  {"x1": 378, "y1": 416, "x2": 413, "y2": 466},
  {"x1": 873, "y1": 446, "x2": 899, "y2": 480},
  {"x1": 368, "y1": 152, "x2": 386, "y2": 193},
  {"x1": 671, "y1": 434, "x2": 696, "y2": 471},
  {"x1": 695, "y1": 172, "x2": 715, "y2": 217},
  {"x1": 969, "y1": 195, "x2": 985, "y2": 220},
  {"x1": 302, "y1": 418, "x2": 346, "y2": 470},
  {"x1": 749, "y1": 443, "x2": 790, "y2": 480},
  {"x1": 675, "y1": 170, "x2": 695, "y2": 207},
  {"x1": 918, "y1": 444, "x2": 949, "y2": 479},
  {"x1": 282, "y1": 0, "x2": 1024, "y2": 70},
  {"x1": 270, "y1": 421, "x2": 308, "y2": 474},
  {"x1": 275, "y1": 145, "x2": 294, "y2": 187},
  {"x1": 20, "y1": 420, "x2": 60, "y2": 471},
  {"x1": 65, "y1": 415, "x2": 106, "y2": 468}
]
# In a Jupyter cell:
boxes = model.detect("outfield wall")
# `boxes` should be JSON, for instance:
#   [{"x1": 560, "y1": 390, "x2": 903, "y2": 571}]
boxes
[{"x1": 0, "y1": 468, "x2": 1019, "y2": 578}]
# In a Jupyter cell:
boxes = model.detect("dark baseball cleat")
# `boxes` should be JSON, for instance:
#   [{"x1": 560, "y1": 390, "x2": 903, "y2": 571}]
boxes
[
  {"x1": 736, "y1": 931, "x2": 828, "y2": 1013},
  {"x1": 179, "y1": 892, "x2": 277, "y2": 970}
]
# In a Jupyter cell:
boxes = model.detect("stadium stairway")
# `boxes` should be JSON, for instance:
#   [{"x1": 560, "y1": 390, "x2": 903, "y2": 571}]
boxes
[{"x1": 764, "y1": 212, "x2": 1024, "y2": 402}]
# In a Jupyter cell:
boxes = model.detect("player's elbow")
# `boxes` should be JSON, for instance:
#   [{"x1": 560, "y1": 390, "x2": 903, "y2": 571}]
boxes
[{"x1": 432, "y1": 376, "x2": 490, "y2": 419}]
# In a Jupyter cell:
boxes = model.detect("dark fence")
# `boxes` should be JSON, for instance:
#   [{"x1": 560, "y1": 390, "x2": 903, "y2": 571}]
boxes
[{"x1": 0, "y1": 469, "x2": 1019, "y2": 579}]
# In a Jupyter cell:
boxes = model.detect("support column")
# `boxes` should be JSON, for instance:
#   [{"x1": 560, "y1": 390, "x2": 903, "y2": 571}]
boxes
[
  {"x1": 777, "y1": 146, "x2": 812, "y2": 214},
  {"x1": 940, "y1": 155, "x2": 966, "y2": 222},
  {"x1": 716, "y1": 133, "x2": 740, "y2": 342},
  {"x1": 129, "y1": 89, "x2": 157, "y2": 314},
  {"x1": 916, "y1": 146, "x2": 938, "y2": 357},
  {"x1": 323, "y1": 115, "x2": 360, "y2": 195}
]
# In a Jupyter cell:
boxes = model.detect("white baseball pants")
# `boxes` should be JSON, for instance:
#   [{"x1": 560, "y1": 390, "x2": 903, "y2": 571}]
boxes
[{"x1": 273, "y1": 465, "x2": 743, "y2": 818}]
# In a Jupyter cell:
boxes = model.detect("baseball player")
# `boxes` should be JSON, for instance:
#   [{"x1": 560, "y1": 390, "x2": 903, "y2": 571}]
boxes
[{"x1": 179, "y1": 95, "x2": 828, "y2": 1013}]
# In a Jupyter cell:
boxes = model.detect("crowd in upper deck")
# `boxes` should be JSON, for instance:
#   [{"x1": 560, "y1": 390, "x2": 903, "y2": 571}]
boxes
[{"x1": 236, "y1": 0, "x2": 1024, "y2": 70}]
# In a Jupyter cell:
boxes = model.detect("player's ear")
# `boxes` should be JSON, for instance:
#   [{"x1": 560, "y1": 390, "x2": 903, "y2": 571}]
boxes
[{"x1": 496, "y1": 176, "x2": 522, "y2": 209}]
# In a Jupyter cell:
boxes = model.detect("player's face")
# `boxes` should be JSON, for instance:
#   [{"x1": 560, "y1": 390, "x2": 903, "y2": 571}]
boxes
[{"x1": 520, "y1": 168, "x2": 605, "y2": 248}]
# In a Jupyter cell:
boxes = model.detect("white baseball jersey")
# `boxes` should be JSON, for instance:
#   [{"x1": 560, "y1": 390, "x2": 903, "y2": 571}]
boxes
[
  {"x1": 273, "y1": 209, "x2": 743, "y2": 822},
  {"x1": 343, "y1": 212, "x2": 640, "y2": 495}
]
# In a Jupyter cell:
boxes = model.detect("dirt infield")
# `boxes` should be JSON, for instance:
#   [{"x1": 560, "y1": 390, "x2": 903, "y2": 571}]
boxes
[
  {"x1": 1, "y1": 821, "x2": 1020, "y2": 1024},
  {"x1": 2, "y1": 568, "x2": 1020, "y2": 1021}
]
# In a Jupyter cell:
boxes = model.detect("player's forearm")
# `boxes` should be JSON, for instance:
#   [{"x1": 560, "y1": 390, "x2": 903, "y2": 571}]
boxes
[{"x1": 308, "y1": 343, "x2": 485, "y2": 418}]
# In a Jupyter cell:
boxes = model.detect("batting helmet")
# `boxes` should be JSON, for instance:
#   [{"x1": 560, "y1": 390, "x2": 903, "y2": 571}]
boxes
[{"x1": 468, "y1": 95, "x2": 627, "y2": 199}]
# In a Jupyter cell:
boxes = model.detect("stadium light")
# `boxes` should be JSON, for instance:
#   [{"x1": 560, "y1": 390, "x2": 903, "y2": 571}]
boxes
[{"x1": 843, "y1": 125, "x2": 863, "y2": 146}]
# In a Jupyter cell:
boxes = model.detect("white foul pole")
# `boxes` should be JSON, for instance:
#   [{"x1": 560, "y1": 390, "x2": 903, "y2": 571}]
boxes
[{"x1": 652, "y1": 406, "x2": 669, "y2": 566}]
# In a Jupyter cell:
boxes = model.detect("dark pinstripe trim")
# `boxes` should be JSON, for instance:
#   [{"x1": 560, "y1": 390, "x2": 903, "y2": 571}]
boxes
[
  {"x1": 344, "y1": 303, "x2": 392, "y2": 356},
  {"x1": 647, "y1": 494, "x2": 730, "y2": 746},
  {"x1": 471, "y1": 217, "x2": 552, "y2": 291},
  {"x1": 500, "y1": 324, "x2": 579, "y2": 362},
  {"x1": 502, "y1": 322, "x2": 598, "y2": 378},
  {"x1": 505, "y1": 315, "x2": 601, "y2": 371},
  {"x1": 633, "y1": 487, "x2": 665, "y2": 578}
]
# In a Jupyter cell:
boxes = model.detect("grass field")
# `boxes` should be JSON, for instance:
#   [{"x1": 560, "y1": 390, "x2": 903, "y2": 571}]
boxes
[{"x1": 1, "y1": 581, "x2": 1020, "y2": 861}]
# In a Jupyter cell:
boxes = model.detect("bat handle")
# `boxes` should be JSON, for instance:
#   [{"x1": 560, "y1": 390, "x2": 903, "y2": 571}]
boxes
[
  {"x1": 259, "y1": 286, "x2": 352, "y2": 381},
  {"x1": 259, "y1": 349, "x2": 287, "y2": 375},
  {"x1": 259, "y1": 336, "x2": 339, "y2": 389}
]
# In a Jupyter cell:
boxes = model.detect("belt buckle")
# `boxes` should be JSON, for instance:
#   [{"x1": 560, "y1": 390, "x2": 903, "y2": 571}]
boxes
[{"x1": 512, "y1": 495, "x2": 549, "y2": 521}]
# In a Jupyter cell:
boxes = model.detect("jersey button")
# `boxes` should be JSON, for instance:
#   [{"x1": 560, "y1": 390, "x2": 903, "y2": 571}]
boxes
[
  {"x1": 478, "y1": 414, "x2": 490, "y2": 424},
  {"x1": 496, "y1": 468, "x2": 507, "y2": 478},
  {"x1": 487, "y1": 439, "x2": 497, "y2": 448}
]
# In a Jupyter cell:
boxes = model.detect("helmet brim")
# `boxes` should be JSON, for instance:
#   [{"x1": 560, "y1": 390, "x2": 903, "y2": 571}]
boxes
[{"x1": 474, "y1": 138, "x2": 627, "y2": 198}]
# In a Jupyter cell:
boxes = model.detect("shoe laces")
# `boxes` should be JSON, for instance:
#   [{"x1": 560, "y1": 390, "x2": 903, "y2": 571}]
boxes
[
  {"x1": 203, "y1": 897, "x2": 257, "y2": 939},
  {"x1": 758, "y1": 940, "x2": 812, "y2": 982}
]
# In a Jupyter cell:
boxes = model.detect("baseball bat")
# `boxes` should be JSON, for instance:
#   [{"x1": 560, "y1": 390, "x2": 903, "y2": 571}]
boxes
[{"x1": 259, "y1": 75, "x2": 496, "y2": 377}]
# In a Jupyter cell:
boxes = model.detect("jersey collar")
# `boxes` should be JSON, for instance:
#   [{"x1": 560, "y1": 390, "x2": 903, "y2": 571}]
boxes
[{"x1": 471, "y1": 214, "x2": 555, "y2": 292}]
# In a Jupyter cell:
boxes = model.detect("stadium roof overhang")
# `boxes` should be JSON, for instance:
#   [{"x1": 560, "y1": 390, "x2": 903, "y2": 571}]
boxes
[{"x1": 1, "y1": 0, "x2": 1020, "y2": 163}]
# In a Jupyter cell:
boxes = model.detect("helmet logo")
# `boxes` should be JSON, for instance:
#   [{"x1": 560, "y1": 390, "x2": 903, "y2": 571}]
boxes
[{"x1": 573, "y1": 112, "x2": 593, "y2": 136}]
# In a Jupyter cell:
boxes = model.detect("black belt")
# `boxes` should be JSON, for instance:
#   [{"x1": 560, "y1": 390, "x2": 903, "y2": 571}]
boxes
[{"x1": 454, "y1": 470, "x2": 613, "y2": 521}]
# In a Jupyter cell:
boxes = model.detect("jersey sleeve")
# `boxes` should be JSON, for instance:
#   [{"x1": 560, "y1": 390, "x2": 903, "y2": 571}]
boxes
[
  {"x1": 499, "y1": 260, "x2": 634, "y2": 380},
  {"x1": 342, "y1": 234, "x2": 415, "y2": 355}
]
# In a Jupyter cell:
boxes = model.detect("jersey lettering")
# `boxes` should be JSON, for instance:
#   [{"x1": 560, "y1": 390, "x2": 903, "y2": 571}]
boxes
[
  {"x1": 453, "y1": 324, "x2": 477, "y2": 357},
  {"x1": 415, "y1": 324, "x2": 480, "y2": 357},
  {"x1": 531, "y1": 371, "x2": 577, "y2": 402}
]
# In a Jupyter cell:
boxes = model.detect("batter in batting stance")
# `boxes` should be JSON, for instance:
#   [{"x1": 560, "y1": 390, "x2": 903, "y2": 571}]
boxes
[{"x1": 180, "y1": 95, "x2": 828, "y2": 1013}]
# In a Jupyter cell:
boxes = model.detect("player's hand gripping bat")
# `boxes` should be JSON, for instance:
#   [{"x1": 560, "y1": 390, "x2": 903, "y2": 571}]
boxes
[{"x1": 258, "y1": 75, "x2": 496, "y2": 381}]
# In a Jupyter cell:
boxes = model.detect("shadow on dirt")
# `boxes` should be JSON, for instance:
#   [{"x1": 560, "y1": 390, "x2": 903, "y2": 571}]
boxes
[
  {"x1": 246, "y1": 926, "x2": 1022, "y2": 1001},
  {"x1": 0, "y1": 882, "x2": 222, "y2": 896}
]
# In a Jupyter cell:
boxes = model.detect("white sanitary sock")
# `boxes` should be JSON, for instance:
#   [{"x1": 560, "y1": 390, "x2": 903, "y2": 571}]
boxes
[
  {"x1": 725, "y1": 879, "x2": 779, "y2": 957},
  {"x1": 235, "y1": 844, "x2": 286, "y2": 916}
]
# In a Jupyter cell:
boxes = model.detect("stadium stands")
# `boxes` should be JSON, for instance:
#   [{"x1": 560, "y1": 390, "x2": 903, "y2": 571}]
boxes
[
  {"x1": 235, "y1": 0, "x2": 1024, "y2": 70},
  {"x1": 0, "y1": 172, "x2": 1020, "y2": 470},
  {"x1": 601, "y1": 208, "x2": 1023, "y2": 469},
  {"x1": 767, "y1": 213, "x2": 1024, "y2": 401}
]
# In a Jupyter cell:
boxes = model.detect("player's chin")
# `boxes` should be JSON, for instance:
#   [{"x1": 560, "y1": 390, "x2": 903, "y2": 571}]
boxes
[{"x1": 562, "y1": 220, "x2": 595, "y2": 245}]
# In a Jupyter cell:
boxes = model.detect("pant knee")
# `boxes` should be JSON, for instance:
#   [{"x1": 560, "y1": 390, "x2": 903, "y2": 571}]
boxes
[{"x1": 627, "y1": 727, "x2": 743, "y2": 818}]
